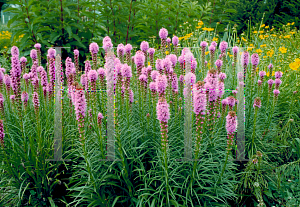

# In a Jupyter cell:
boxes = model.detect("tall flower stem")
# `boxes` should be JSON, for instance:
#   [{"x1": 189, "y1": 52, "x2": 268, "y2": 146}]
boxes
[{"x1": 251, "y1": 107, "x2": 258, "y2": 156}]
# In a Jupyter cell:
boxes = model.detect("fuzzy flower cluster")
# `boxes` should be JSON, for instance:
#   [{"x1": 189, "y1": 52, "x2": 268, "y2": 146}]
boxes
[{"x1": 156, "y1": 97, "x2": 170, "y2": 122}]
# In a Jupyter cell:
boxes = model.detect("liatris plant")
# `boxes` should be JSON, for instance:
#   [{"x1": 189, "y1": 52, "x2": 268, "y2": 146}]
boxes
[
  {"x1": 30, "y1": 49, "x2": 37, "y2": 64},
  {"x1": 32, "y1": 91, "x2": 40, "y2": 119},
  {"x1": 48, "y1": 48, "x2": 56, "y2": 98},
  {"x1": 135, "y1": 50, "x2": 145, "y2": 78},
  {"x1": 268, "y1": 63, "x2": 273, "y2": 78},
  {"x1": 117, "y1": 43, "x2": 125, "y2": 64},
  {"x1": 88, "y1": 70, "x2": 98, "y2": 112},
  {"x1": 0, "y1": 93, "x2": 4, "y2": 117},
  {"x1": 10, "y1": 46, "x2": 22, "y2": 115},
  {"x1": 215, "y1": 59, "x2": 223, "y2": 74},
  {"x1": 209, "y1": 45, "x2": 216, "y2": 69},
  {"x1": 156, "y1": 74, "x2": 168, "y2": 99},
  {"x1": 159, "y1": 28, "x2": 168, "y2": 57},
  {"x1": 140, "y1": 41, "x2": 149, "y2": 64},
  {"x1": 4, "y1": 74, "x2": 11, "y2": 95},
  {"x1": 20, "y1": 57, "x2": 27, "y2": 75},
  {"x1": 241, "y1": 51, "x2": 249, "y2": 81},
  {"x1": 217, "y1": 110, "x2": 237, "y2": 185},
  {"x1": 97, "y1": 112, "x2": 105, "y2": 159},
  {"x1": 124, "y1": 44, "x2": 133, "y2": 65},
  {"x1": 219, "y1": 41, "x2": 228, "y2": 72},
  {"x1": 200, "y1": 41, "x2": 208, "y2": 74},
  {"x1": 148, "y1": 48, "x2": 155, "y2": 69},
  {"x1": 166, "y1": 37, "x2": 171, "y2": 51},
  {"x1": 89, "y1": 42, "x2": 99, "y2": 70},
  {"x1": 74, "y1": 49, "x2": 80, "y2": 81},
  {"x1": 258, "y1": 71, "x2": 266, "y2": 95},
  {"x1": 232, "y1": 46, "x2": 239, "y2": 88},
  {"x1": 156, "y1": 59, "x2": 164, "y2": 75},
  {"x1": 178, "y1": 55, "x2": 184, "y2": 76},
  {"x1": 172, "y1": 36, "x2": 179, "y2": 56},
  {"x1": 0, "y1": 119, "x2": 4, "y2": 148},
  {"x1": 191, "y1": 57, "x2": 197, "y2": 74},
  {"x1": 74, "y1": 84, "x2": 86, "y2": 145},
  {"x1": 34, "y1": 43, "x2": 41, "y2": 66},
  {"x1": 21, "y1": 91, "x2": 28, "y2": 111},
  {"x1": 267, "y1": 79, "x2": 274, "y2": 102},
  {"x1": 103, "y1": 36, "x2": 113, "y2": 58}
]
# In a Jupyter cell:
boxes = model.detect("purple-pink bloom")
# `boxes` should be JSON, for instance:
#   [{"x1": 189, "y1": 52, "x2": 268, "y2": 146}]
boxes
[
  {"x1": 151, "y1": 70, "x2": 159, "y2": 81},
  {"x1": 89, "y1": 42, "x2": 99, "y2": 54},
  {"x1": 232, "y1": 46, "x2": 239, "y2": 54},
  {"x1": 159, "y1": 28, "x2": 168, "y2": 39},
  {"x1": 129, "y1": 89, "x2": 134, "y2": 103},
  {"x1": 253, "y1": 97, "x2": 261, "y2": 108},
  {"x1": 117, "y1": 43, "x2": 125, "y2": 56},
  {"x1": 191, "y1": 58, "x2": 197, "y2": 71},
  {"x1": 74, "y1": 49, "x2": 79, "y2": 56},
  {"x1": 134, "y1": 51, "x2": 145, "y2": 66},
  {"x1": 200, "y1": 41, "x2": 208, "y2": 47},
  {"x1": 148, "y1": 48, "x2": 155, "y2": 55},
  {"x1": 32, "y1": 92, "x2": 39, "y2": 108},
  {"x1": 74, "y1": 87, "x2": 86, "y2": 121},
  {"x1": 156, "y1": 97, "x2": 170, "y2": 122},
  {"x1": 168, "y1": 54, "x2": 177, "y2": 68},
  {"x1": 273, "y1": 89, "x2": 280, "y2": 97},
  {"x1": 30, "y1": 49, "x2": 37, "y2": 60},
  {"x1": 98, "y1": 112, "x2": 104, "y2": 125},
  {"x1": 227, "y1": 96, "x2": 236, "y2": 108},
  {"x1": 237, "y1": 72, "x2": 243, "y2": 81},
  {"x1": 215, "y1": 59, "x2": 223, "y2": 68},
  {"x1": 251, "y1": 53, "x2": 260, "y2": 66},
  {"x1": 179, "y1": 75, "x2": 184, "y2": 83},
  {"x1": 140, "y1": 41, "x2": 149, "y2": 52},
  {"x1": 156, "y1": 74, "x2": 168, "y2": 94},
  {"x1": 85, "y1": 60, "x2": 91, "y2": 75},
  {"x1": 184, "y1": 72, "x2": 196, "y2": 85},
  {"x1": 226, "y1": 111, "x2": 237, "y2": 133},
  {"x1": 10, "y1": 95, "x2": 15, "y2": 101},
  {"x1": 149, "y1": 82, "x2": 157, "y2": 92},
  {"x1": 20, "y1": 57, "x2": 27, "y2": 63},
  {"x1": 21, "y1": 91, "x2": 28, "y2": 102},
  {"x1": 268, "y1": 63, "x2": 273, "y2": 70},
  {"x1": 103, "y1": 42, "x2": 113, "y2": 51},
  {"x1": 139, "y1": 74, "x2": 147, "y2": 83},
  {"x1": 88, "y1": 70, "x2": 98, "y2": 82},
  {"x1": 11, "y1": 46, "x2": 19, "y2": 56},
  {"x1": 40, "y1": 69, "x2": 48, "y2": 87},
  {"x1": 162, "y1": 58, "x2": 172, "y2": 73},
  {"x1": 242, "y1": 51, "x2": 249, "y2": 65},
  {"x1": 193, "y1": 81, "x2": 206, "y2": 115},
  {"x1": 102, "y1": 36, "x2": 111, "y2": 45},
  {"x1": 125, "y1": 44, "x2": 133, "y2": 53},
  {"x1": 209, "y1": 45, "x2": 216, "y2": 52},
  {"x1": 34, "y1": 43, "x2": 41, "y2": 49},
  {"x1": 171, "y1": 73, "x2": 178, "y2": 91},
  {"x1": 219, "y1": 41, "x2": 228, "y2": 53},
  {"x1": 275, "y1": 71, "x2": 283, "y2": 79},
  {"x1": 48, "y1": 48, "x2": 56, "y2": 59},
  {"x1": 259, "y1": 71, "x2": 266, "y2": 78},
  {"x1": 172, "y1": 36, "x2": 179, "y2": 46},
  {"x1": 121, "y1": 64, "x2": 132, "y2": 78},
  {"x1": 166, "y1": 38, "x2": 171, "y2": 43},
  {"x1": 211, "y1": 41, "x2": 217, "y2": 47},
  {"x1": 178, "y1": 55, "x2": 184, "y2": 64}
]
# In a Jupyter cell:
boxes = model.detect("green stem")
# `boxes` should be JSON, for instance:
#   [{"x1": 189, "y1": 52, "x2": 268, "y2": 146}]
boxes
[{"x1": 251, "y1": 107, "x2": 258, "y2": 156}]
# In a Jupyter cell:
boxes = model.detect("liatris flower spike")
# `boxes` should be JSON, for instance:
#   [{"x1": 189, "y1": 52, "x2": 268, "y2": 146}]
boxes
[
  {"x1": 172, "y1": 36, "x2": 179, "y2": 46},
  {"x1": 275, "y1": 71, "x2": 283, "y2": 79},
  {"x1": 30, "y1": 49, "x2": 37, "y2": 60},
  {"x1": 232, "y1": 46, "x2": 239, "y2": 55},
  {"x1": 273, "y1": 89, "x2": 280, "y2": 98},
  {"x1": 0, "y1": 119, "x2": 4, "y2": 147},
  {"x1": 219, "y1": 41, "x2": 228, "y2": 53},
  {"x1": 89, "y1": 42, "x2": 99, "y2": 54},
  {"x1": 251, "y1": 53, "x2": 260, "y2": 66},
  {"x1": 11, "y1": 46, "x2": 19, "y2": 56},
  {"x1": 159, "y1": 28, "x2": 168, "y2": 39},
  {"x1": 253, "y1": 97, "x2": 261, "y2": 108},
  {"x1": 259, "y1": 71, "x2": 266, "y2": 81},
  {"x1": 98, "y1": 112, "x2": 103, "y2": 126}
]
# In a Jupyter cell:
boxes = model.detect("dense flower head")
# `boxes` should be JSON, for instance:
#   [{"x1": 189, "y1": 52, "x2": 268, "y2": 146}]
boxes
[
  {"x1": 115, "y1": 63, "x2": 123, "y2": 76},
  {"x1": 179, "y1": 75, "x2": 184, "y2": 83},
  {"x1": 184, "y1": 72, "x2": 196, "y2": 85},
  {"x1": 37, "y1": 66, "x2": 43, "y2": 73},
  {"x1": 97, "y1": 68, "x2": 105, "y2": 77},
  {"x1": 11, "y1": 46, "x2": 19, "y2": 56},
  {"x1": 147, "y1": 66, "x2": 152, "y2": 73},
  {"x1": 80, "y1": 74, "x2": 88, "y2": 88},
  {"x1": 163, "y1": 58, "x2": 172, "y2": 73},
  {"x1": 10, "y1": 55, "x2": 22, "y2": 79},
  {"x1": 23, "y1": 73, "x2": 30, "y2": 80},
  {"x1": 0, "y1": 68, "x2": 5, "y2": 73},
  {"x1": 171, "y1": 73, "x2": 178, "y2": 91},
  {"x1": 172, "y1": 36, "x2": 179, "y2": 46},
  {"x1": 34, "y1": 43, "x2": 41, "y2": 49},
  {"x1": 191, "y1": 58, "x2": 197, "y2": 70},
  {"x1": 178, "y1": 55, "x2": 185, "y2": 64},
  {"x1": 74, "y1": 85, "x2": 86, "y2": 121},
  {"x1": 21, "y1": 91, "x2": 29, "y2": 102},
  {"x1": 211, "y1": 41, "x2": 217, "y2": 47},
  {"x1": 268, "y1": 63, "x2": 273, "y2": 70},
  {"x1": 134, "y1": 51, "x2": 145, "y2": 66},
  {"x1": 258, "y1": 80, "x2": 262, "y2": 86},
  {"x1": 209, "y1": 45, "x2": 216, "y2": 52},
  {"x1": 275, "y1": 71, "x2": 283, "y2": 79},
  {"x1": 274, "y1": 78, "x2": 282, "y2": 86},
  {"x1": 156, "y1": 74, "x2": 168, "y2": 94},
  {"x1": 273, "y1": 89, "x2": 280, "y2": 97},
  {"x1": 10, "y1": 95, "x2": 15, "y2": 101},
  {"x1": 4, "y1": 74, "x2": 11, "y2": 86},
  {"x1": 215, "y1": 59, "x2": 223, "y2": 68},
  {"x1": 20, "y1": 57, "x2": 27, "y2": 63},
  {"x1": 40, "y1": 69, "x2": 48, "y2": 87},
  {"x1": 253, "y1": 97, "x2": 261, "y2": 108},
  {"x1": 151, "y1": 70, "x2": 159, "y2": 81},
  {"x1": 139, "y1": 74, "x2": 147, "y2": 83},
  {"x1": 218, "y1": 81, "x2": 225, "y2": 98},
  {"x1": 30, "y1": 49, "x2": 37, "y2": 60},
  {"x1": 89, "y1": 42, "x2": 99, "y2": 54},
  {"x1": 0, "y1": 71, "x2": 3, "y2": 81},
  {"x1": 259, "y1": 71, "x2": 266, "y2": 78},
  {"x1": 167, "y1": 54, "x2": 177, "y2": 67},
  {"x1": 226, "y1": 111, "x2": 237, "y2": 133},
  {"x1": 232, "y1": 46, "x2": 239, "y2": 54},
  {"x1": 227, "y1": 96, "x2": 236, "y2": 107},
  {"x1": 121, "y1": 64, "x2": 132, "y2": 78},
  {"x1": 32, "y1": 92, "x2": 39, "y2": 108},
  {"x1": 103, "y1": 36, "x2": 111, "y2": 45},
  {"x1": 148, "y1": 48, "x2": 155, "y2": 55},
  {"x1": 200, "y1": 41, "x2": 208, "y2": 47},
  {"x1": 140, "y1": 41, "x2": 149, "y2": 52},
  {"x1": 159, "y1": 28, "x2": 168, "y2": 39},
  {"x1": 85, "y1": 60, "x2": 91, "y2": 74},
  {"x1": 48, "y1": 48, "x2": 56, "y2": 59},
  {"x1": 124, "y1": 44, "x2": 133, "y2": 53},
  {"x1": 149, "y1": 82, "x2": 157, "y2": 92},
  {"x1": 268, "y1": 79, "x2": 274, "y2": 86},
  {"x1": 74, "y1": 49, "x2": 79, "y2": 56},
  {"x1": 98, "y1": 113, "x2": 104, "y2": 125},
  {"x1": 222, "y1": 98, "x2": 228, "y2": 106},
  {"x1": 219, "y1": 41, "x2": 228, "y2": 53},
  {"x1": 88, "y1": 70, "x2": 98, "y2": 82},
  {"x1": 251, "y1": 53, "x2": 260, "y2": 66},
  {"x1": 156, "y1": 59, "x2": 163, "y2": 71},
  {"x1": 129, "y1": 89, "x2": 134, "y2": 103},
  {"x1": 117, "y1": 43, "x2": 125, "y2": 56},
  {"x1": 193, "y1": 81, "x2": 206, "y2": 115},
  {"x1": 242, "y1": 51, "x2": 249, "y2": 65},
  {"x1": 103, "y1": 41, "x2": 113, "y2": 51},
  {"x1": 156, "y1": 97, "x2": 170, "y2": 122},
  {"x1": 114, "y1": 58, "x2": 121, "y2": 66},
  {"x1": 166, "y1": 38, "x2": 171, "y2": 43}
]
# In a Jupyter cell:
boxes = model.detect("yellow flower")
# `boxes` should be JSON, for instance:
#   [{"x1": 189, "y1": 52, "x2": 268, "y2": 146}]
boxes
[
  {"x1": 265, "y1": 25, "x2": 269, "y2": 29},
  {"x1": 260, "y1": 44, "x2": 266, "y2": 48},
  {"x1": 287, "y1": 23, "x2": 291, "y2": 26},
  {"x1": 256, "y1": 49, "x2": 262, "y2": 53},
  {"x1": 259, "y1": 35, "x2": 264, "y2": 40},
  {"x1": 253, "y1": 31, "x2": 258, "y2": 34},
  {"x1": 263, "y1": 56, "x2": 266, "y2": 59},
  {"x1": 202, "y1": 27, "x2": 214, "y2": 32},
  {"x1": 237, "y1": 39, "x2": 240, "y2": 43},
  {"x1": 272, "y1": 34, "x2": 277, "y2": 37},
  {"x1": 270, "y1": 28, "x2": 274, "y2": 31},
  {"x1": 290, "y1": 31, "x2": 296, "y2": 35},
  {"x1": 266, "y1": 71, "x2": 275, "y2": 77},
  {"x1": 289, "y1": 62, "x2": 299, "y2": 71},
  {"x1": 196, "y1": 26, "x2": 202, "y2": 29},
  {"x1": 295, "y1": 58, "x2": 300, "y2": 64},
  {"x1": 250, "y1": 44, "x2": 254, "y2": 47},
  {"x1": 229, "y1": 54, "x2": 233, "y2": 58},
  {"x1": 292, "y1": 22, "x2": 295, "y2": 25},
  {"x1": 264, "y1": 35, "x2": 269, "y2": 38},
  {"x1": 247, "y1": 47, "x2": 253, "y2": 51},
  {"x1": 198, "y1": 21, "x2": 204, "y2": 26},
  {"x1": 279, "y1": 47, "x2": 287, "y2": 54},
  {"x1": 242, "y1": 37, "x2": 247, "y2": 42},
  {"x1": 259, "y1": 31, "x2": 264, "y2": 34},
  {"x1": 205, "y1": 51, "x2": 209, "y2": 55},
  {"x1": 207, "y1": 62, "x2": 211, "y2": 67},
  {"x1": 260, "y1": 24, "x2": 265, "y2": 28},
  {"x1": 165, "y1": 51, "x2": 169, "y2": 55},
  {"x1": 4, "y1": 46, "x2": 7, "y2": 49},
  {"x1": 284, "y1": 35, "x2": 291, "y2": 39},
  {"x1": 267, "y1": 49, "x2": 274, "y2": 57},
  {"x1": 212, "y1": 37, "x2": 218, "y2": 42},
  {"x1": 148, "y1": 61, "x2": 150, "y2": 66}
]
